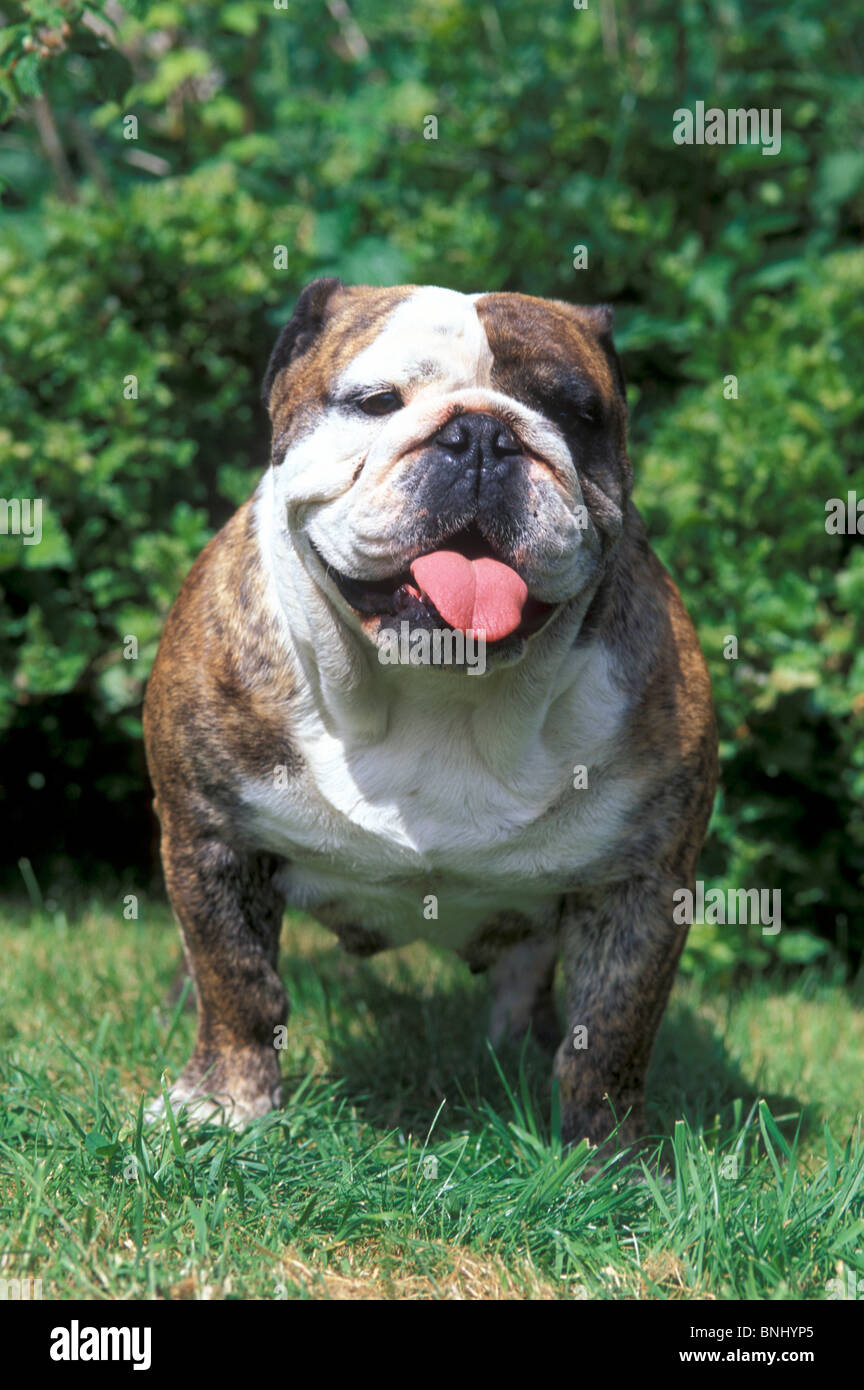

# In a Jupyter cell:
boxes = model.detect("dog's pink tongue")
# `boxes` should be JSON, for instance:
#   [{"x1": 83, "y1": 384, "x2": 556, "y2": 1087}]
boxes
[{"x1": 409, "y1": 551, "x2": 528, "y2": 642}]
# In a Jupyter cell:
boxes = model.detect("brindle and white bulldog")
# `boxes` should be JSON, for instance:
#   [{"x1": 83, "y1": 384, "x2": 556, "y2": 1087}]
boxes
[{"x1": 143, "y1": 279, "x2": 717, "y2": 1152}]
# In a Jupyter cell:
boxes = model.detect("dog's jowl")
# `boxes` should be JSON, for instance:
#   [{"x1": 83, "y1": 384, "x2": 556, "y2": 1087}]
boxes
[{"x1": 143, "y1": 280, "x2": 717, "y2": 1152}]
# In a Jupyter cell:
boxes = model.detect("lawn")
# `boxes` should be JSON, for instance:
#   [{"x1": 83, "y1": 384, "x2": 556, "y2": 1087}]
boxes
[{"x1": 1, "y1": 898, "x2": 862, "y2": 1301}]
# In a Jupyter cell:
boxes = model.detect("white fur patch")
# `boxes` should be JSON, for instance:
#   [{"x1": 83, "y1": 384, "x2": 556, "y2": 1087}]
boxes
[
  {"x1": 338, "y1": 285, "x2": 495, "y2": 397},
  {"x1": 248, "y1": 285, "x2": 640, "y2": 952},
  {"x1": 239, "y1": 634, "x2": 642, "y2": 951}
]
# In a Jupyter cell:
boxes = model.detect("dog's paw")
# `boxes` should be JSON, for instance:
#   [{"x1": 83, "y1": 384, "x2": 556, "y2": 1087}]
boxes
[{"x1": 144, "y1": 1077, "x2": 279, "y2": 1131}]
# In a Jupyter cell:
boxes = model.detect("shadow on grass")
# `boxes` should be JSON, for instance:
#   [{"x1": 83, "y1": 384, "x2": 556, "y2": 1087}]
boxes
[
  {"x1": 284, "y1": 945, "x2": 550, "y2": 1136},
  {"x1": 647, "y1": 1004, "x2": 815, "y2": 1146},
  {"x1": 281, "y1": 944, "x2": 812, "y2": 1147}
]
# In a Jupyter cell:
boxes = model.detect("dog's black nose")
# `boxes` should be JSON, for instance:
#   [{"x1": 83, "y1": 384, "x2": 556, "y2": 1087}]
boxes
[{"x1": 433, "y1": 412, "x2": 523, "y2": 464}]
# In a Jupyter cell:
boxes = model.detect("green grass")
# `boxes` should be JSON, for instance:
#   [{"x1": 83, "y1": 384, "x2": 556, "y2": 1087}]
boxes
[{"x1": 1, "y1": 898, "x2": 862, "y2": 1301}]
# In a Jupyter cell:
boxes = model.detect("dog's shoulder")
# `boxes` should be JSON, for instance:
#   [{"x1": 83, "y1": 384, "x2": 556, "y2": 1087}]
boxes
[
  {"x1": 143, "y1": 494, "x2": 302, "y2": 819},
  {"x1": 584, "y1": 509, "x2": 718, "y2": 871}
]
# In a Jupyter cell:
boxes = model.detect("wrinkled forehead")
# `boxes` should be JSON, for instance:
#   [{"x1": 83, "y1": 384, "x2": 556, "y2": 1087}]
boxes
[
  {"x1": 334, "y1": 286, "x2": 492, "y2": 392},
  {"x1": 328, "y1": 285, "x2": 608, "y2": 396},
  {"x1": 268, "y1": 287, "x2": 620, "y2": 454}
]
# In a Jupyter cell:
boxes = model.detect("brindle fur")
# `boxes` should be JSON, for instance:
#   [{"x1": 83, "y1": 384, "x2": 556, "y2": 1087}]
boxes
[{"x1": 143, "y1": 281, "x2": 717, "y2": 1151}]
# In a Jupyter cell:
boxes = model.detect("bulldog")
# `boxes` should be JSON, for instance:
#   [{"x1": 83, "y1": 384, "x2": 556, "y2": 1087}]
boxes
[{"x1": 143, "y1": 279, "x2": 718, "y2": 1153}]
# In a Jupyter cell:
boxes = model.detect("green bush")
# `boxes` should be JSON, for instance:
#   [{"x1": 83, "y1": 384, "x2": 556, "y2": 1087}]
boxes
[
  {"x1": 637, "y1": 249, "x2": 864, "y2": 968},
  {"x1": 0, "y1": 0, "x2": 861, "y2": 962},
  {"x1": 0, "y1": 166, "x2": 285, "y2": 875}
]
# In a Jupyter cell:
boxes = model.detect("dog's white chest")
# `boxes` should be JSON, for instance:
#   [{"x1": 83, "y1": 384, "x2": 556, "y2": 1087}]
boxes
[{"x1": 239, "y1": 644, "x2": 640, "y2": 950}]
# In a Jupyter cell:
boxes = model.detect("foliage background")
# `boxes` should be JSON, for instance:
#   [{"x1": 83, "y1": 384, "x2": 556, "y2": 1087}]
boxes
[{"x1": 0, "y1": 0, "x2": 862, "y2": 969}]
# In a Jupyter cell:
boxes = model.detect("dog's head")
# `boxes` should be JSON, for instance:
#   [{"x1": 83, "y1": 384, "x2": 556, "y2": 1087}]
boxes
[{"x1": 262, "y1": 280, "x2": 631, "y2": 669}]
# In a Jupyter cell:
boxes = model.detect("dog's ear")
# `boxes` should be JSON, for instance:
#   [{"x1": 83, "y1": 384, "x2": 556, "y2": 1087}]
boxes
[
  {"x1": 555, "y1": 301, "x2": 626, "y2": 404},
  {"x1": 262, "y1": 277, "x2": 345, "y2": 405},
  {"x1": 590, "y1": 305, "x2": 625, "y2": 404}
]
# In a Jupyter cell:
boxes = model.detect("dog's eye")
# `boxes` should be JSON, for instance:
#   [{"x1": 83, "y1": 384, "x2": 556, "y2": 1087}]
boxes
[
  {"x1": 555, "y1": 393, "x2": 604, "y2": 429},
  {"x1": 574, "y1": 399, "x2": 604, "y2": 427},
  {"x1": 358, "y1": 389, "x2": 403, "y2": 416}
]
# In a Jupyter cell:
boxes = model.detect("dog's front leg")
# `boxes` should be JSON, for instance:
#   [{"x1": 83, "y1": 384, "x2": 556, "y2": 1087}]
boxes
[
  {"x1": 488, "y1": 939, "x2": 560, "y2": 1053},
  {"x1": 554, "y1": 876, "x2": 689, "y2": 1154},
  {"x1": 149, "y1": 813, "x2": 288, "y2": 1126}
]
